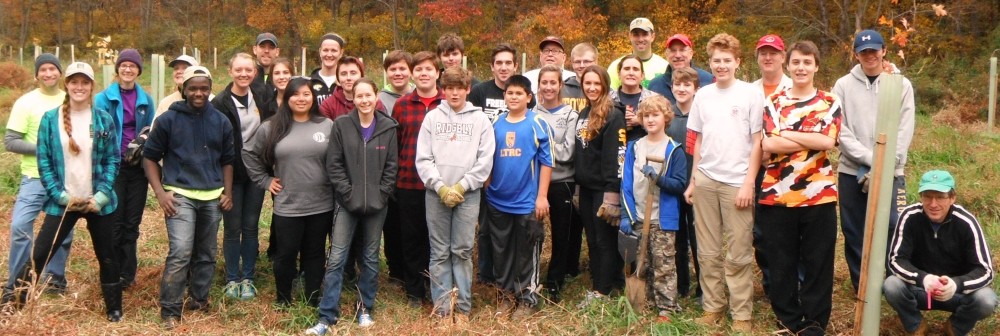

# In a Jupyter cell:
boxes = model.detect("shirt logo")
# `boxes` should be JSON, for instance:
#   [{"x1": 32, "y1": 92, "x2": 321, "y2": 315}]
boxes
[
  {"x1": 312, "y1": 132, "x2": 327, "y2": 143},
  {"x1": 434, "y1": 122, "x2": 474, "y2": 142},
  {"x1": 500, "y1": 131, "x2": 521, "y2": 157}
]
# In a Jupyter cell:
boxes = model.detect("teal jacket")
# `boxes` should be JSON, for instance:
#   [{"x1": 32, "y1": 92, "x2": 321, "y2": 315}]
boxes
[
  {"x1": 36, "y1": 106, "x2": 120, "y2": 216},
  {"x1": 93, "y1": 82, "x2": 155, "y2": 157}
]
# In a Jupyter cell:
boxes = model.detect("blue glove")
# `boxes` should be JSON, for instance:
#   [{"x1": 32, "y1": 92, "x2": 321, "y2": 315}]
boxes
[
  {"x1": 641, "y1": 165, "x2": 658, "y2": 180},
  {"x1": 620, "y1": 218, "x2": 633, "y2": 235}
]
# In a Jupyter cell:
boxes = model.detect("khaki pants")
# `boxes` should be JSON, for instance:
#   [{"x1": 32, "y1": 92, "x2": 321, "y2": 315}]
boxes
[{"x1": 691, "y1": 170, "x2": 754, "y2": 320}]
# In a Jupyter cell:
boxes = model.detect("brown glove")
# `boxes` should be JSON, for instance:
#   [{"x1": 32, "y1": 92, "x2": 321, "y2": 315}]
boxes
[{"x1": 596, "y1": 192, "x2": 621, "y2": 226}]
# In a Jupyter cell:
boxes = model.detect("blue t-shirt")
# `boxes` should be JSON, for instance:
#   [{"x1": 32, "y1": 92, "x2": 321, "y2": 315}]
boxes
[{"x1": 486, "y1": 110, "x2": 554, "y2": 215}]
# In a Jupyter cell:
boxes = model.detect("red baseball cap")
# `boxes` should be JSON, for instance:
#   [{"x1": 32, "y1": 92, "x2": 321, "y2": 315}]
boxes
[
  {"x1": 756, "y1": 34, "x2": 785, "y2": 51},
  {"x1": 665, "y1": 34, "x2": 693, "y2": 48}
]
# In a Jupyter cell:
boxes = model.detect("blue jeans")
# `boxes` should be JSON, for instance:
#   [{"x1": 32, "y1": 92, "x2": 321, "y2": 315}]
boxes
[
  {"x1": 839, "y1": 173, "x2": 906, "y2": 292},
  {"x1": 426, "y1": 190, "x2": 479, "y2": 315},
  {"x1": 883, "y1": 275, "x2": 998, "y2": 335},
  {"x1": 159, "y1": 194, "x2": 221, "y2": 318},
  {"x1": 222, "y1": 182, "x2": 264, "y2": 282},
  {"x1": 5, "y1": 176, "x2": 73, "y2": 292},
  {"x1": 317, "y1": 206, "x2": 387, "y2": 325}
]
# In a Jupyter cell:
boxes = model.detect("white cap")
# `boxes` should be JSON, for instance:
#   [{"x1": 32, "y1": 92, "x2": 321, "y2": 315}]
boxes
[
  {"x1": 169, "y1": 55, "x2": 199, "y2": 68},
  {"x1": 64, "y1": 62, "x2": 95, "y2": 81}
]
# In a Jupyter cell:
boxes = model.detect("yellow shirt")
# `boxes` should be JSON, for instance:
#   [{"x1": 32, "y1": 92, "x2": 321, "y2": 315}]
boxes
[{"x1": 6, "y1": 88, "x2": 65, "y2": 178}]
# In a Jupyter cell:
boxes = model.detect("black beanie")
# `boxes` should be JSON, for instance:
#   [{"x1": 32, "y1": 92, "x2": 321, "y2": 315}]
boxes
[{"x1": 34, "y1": 53, "x2": 62, "y2": 76}]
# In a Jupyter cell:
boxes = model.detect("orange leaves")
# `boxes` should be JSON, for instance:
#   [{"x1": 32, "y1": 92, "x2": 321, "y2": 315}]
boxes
[
  {"x1": 417, "y1": 0, "x2": 483, "y2": 27},
  {"x1": 878, "y1": 15, "x2": 891, "y2": 27}
]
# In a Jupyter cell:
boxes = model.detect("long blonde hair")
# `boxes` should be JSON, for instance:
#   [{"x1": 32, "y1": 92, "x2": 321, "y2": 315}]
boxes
[
  {"x1": 582, "y1": 65, "x2": 612, "y2": 142},
  {"x1": 60, "y1": 74, "x2": 95, "y2": 156}
]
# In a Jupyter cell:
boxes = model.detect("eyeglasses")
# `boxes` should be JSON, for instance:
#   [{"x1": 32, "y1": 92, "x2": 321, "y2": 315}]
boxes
[
  {"x1": 119, "y1": 64, "x2": 138, "y2": 70},
  {"x1": 572, "y1": 60, "x2": 595, "y2": 65},
  {"x1": 541, "y1": 49, "x2": 564, "y2": 55}
]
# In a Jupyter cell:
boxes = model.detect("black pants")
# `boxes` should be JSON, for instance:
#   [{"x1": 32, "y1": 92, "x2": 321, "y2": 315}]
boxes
[
  {"x1": 758, "y1": 203, "x2": 837, "y2": 334},
  {"x1": 397, "y1": 189, "x2": 430, "y2": 299},
  {"x1": 23, "y1": 211, "x2": 119, "y2": 286},
  {"x1": 383, "y1": 198, "x2": 404, "y2": 281},
  {"x1": 486, "y1": 204, "x2": 543, "y2": 306},
  {"x1": 675, "y1": 201, "x2": 701, "y2": 297},
  {"x1": 272, "y1": 211, "x2": 332, "y2": 306},
  {"x1": 544, "y1": 182, "x2": 581, "y2": 293},
  {"x1": 111, "y1": 165, "x2": 148, "y2": 284},
  {"x1": 579, "y1": 187, "x2": 624, "y2": 295}
]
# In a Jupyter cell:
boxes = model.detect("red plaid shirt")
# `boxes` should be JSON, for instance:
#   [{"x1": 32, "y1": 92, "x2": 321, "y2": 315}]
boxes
[{"x1": 394, "y1": 89, "x2": 444, "y2": 190}]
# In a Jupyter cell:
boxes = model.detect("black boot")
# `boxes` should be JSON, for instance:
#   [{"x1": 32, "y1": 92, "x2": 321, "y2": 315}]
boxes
[{"x1": 101, "y1": 282, "x2": 123, "y2": 322}]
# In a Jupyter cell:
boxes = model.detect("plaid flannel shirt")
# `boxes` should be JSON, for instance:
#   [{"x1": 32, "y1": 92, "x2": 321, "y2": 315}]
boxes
[{"x1": 393, "y1": 90, "x2": 444, "y2": 190}]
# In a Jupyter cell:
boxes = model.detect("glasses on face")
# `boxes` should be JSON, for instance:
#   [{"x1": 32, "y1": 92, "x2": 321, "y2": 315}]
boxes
[
  {"x1": 572, "y1": 60, "x2": 595, "y2": 66},
  {"x1": 541, "y1": 49, "x2": 564, "y2": 55},
  {"x1": 119, "y1": 64, "x2": 138, "y2": 70}
]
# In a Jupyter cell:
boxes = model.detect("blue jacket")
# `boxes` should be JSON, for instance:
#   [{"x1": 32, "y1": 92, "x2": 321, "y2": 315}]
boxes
[
  {"x1": 93, "y1": 82, "x2": 155, "y2": 156},
  {"x1": 37, "y1": 106, "x2": 120, "y2": 216},
  {"x1": 647, "y1": 65, "x2": 714, "y2": 105},
  {"x1": 621, "y1": 138, "x2": 687, "y2": 231},
  {"x1": 143, "y1": 100, "x2": 235, "y2": 191}
]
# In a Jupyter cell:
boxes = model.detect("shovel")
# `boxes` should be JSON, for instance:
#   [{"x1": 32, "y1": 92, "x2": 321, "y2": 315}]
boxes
[{"x1": 624, "y1": 155, "x2": 665, "y2": 312}]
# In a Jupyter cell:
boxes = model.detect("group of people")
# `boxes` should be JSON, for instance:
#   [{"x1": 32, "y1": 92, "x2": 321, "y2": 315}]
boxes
[{"x1": 1, "y1": 16, "x2": 996, "y2": 336}]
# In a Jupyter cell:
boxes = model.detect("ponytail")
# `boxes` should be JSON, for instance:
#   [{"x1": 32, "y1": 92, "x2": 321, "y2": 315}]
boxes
[{"x1": 60, "y1": 95, "x2": 81, "y2": 156}]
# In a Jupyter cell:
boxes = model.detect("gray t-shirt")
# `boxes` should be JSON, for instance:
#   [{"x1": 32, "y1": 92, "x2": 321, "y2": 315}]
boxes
[
  {"x1": 245, "y1": 118, "x2": 335, "y2": 217},
  {"x1": 631, "y1": 137, "x2": 668, "y2": 224}
]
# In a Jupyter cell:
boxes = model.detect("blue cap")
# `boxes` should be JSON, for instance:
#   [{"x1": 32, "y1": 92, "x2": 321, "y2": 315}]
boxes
[{"x1": 853, "y1": 29, "x2": 885, "y2": 53}]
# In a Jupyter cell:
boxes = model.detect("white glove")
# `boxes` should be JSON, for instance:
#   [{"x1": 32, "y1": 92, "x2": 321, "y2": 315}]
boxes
[
  {"x1": 934, "y1": 276, "x2": 957, "y2": 302},
  {"x1": 922, "y1": 275, "x2": 941, "y2": 296}
]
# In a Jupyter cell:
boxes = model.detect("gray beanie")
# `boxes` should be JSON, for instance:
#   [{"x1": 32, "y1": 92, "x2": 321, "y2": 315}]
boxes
[{"x1": 34, "y1": 53, "x2": 62, "y2": 76}]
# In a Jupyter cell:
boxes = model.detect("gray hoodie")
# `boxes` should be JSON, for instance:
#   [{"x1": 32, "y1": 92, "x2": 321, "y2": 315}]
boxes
[
  {"x1": 416, "y1": 101, "x2": 496, "y2": 193},
  {"x1": 535, "y1": 104, "x2": 578, "y2": 183},
  {"x1": 832, "y1": 64, "x2": 915, "y2": 176}
]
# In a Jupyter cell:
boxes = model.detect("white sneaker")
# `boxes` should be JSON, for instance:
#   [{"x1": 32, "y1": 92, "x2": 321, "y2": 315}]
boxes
[
  {"x1": 304, "y1": 322, "x2": 328, "y2": 335},
  {"x1": 358, "y1": 313, "x2": 374, "y2": 328}
]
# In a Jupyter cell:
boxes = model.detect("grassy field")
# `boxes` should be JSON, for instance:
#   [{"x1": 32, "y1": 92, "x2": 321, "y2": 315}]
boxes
[{"x1": 0, "y1": 82, "x2": 998, "y2": 334}]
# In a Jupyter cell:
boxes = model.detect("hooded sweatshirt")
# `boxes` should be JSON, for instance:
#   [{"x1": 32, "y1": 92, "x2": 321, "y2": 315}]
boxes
[
  {"x1": 309, "y1": 68, "x2": 336, "y2": 105},
  {"x1": 535, "y1": 104, "x2": 578, "y2": 183},
  {"x1": 319, "y1": 86, "x2": 386, "y2": 121},
  {"x1": 379, "y1": 83, "x2": 413, "y2": 115},
  {"x1": 832, "y1": 64, "x2": 915, "y2": 176},
  {"x1": 144, "y1": 100, "x2": 235, "y2": 192},
  {"x1": 415, "y1": 101, "x2": 495, "y2": 193},
  {"x1": 328, "y1": 110, "x2": 399, "y2": 215}
]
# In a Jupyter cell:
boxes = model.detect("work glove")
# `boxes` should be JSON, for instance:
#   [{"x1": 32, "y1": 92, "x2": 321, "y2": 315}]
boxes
[
  {"x1": 596, "y1": 192, "x2": 621, "y2": 226},
  {"x1": 572, "y1": 186, "x2": 580, "y2": 210},
  {"x1": 857, "y1": 165, "x2": 871, "y2": 193},
  {"x1": 437, "y1": 186, "x2": 457, "y2": 208},
  {"x1": 619, "y1": 218, "x2": 633, "y2": 235},
  {"x1": 922, "y1": 274, "x2": 941, "y2": 297},
  {"x1": 934, "y1": 276, "x2": 957, "y2": 302},
  {"x1": 446, "y1": 183, "x2": 467, "y2": 207},
  {"x1": 641, "y1": 165, "x2": 659, "y2": 180}
]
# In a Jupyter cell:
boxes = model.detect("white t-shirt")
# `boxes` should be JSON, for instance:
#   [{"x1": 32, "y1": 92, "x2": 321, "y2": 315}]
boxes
[
  {"x1": 319, "y1": 74, "x2": 337, "y2": 89},
  {"x1": 61, "y1": 108, "x2": 94, "y2": 198},
  {"x1": 687, "y1": 80, "x2": 764, "y2": 186}
]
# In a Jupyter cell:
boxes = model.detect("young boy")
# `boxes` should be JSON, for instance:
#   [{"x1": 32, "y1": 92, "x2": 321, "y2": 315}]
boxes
[
  {"x1": 683, "y1": 33, "x2": 764, "y2": 333},
  {"x1": 415, "y1": 67, "x2": 495, "y2": 325},
  {"x1": 485, "y1": 74, "x2": 553, "y2": 320},
  {"x1": 379, "y1": 50, "x2": 413, "y2": 114},
  {"x1": 621, "y1": 95, "x2": 688, "y2": 319},
  {"x1": 666, "y1": 67, "x2": 701, "y2": 298},
  {"x1": 436, "y1": 33, "x2": 480, "y2": 86}
]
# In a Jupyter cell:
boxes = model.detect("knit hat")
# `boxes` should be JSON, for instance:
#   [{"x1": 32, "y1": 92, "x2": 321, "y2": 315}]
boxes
[
  {"x1": 34, "y1": 53, "x2": 62, "y2": 76},
  {"x1": 116, "y1": 49, "x2": 143, "y2": 75}
]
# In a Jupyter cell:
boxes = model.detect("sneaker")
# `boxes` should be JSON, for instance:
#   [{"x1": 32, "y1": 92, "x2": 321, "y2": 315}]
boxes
[
  {"x1": 694, "y1": 311, "x2": 724, "y2": 326},
  {"x1": 240, "y1": 280, "x2": 257, "y2": 300},
  {"x1": 657, "y1": 310, "x2": 671, "y2": 323},
  {"x1": 224, "y1": 281, "x2": 241, "y2": 299},
  {"x1": 304, "y1": 322, "x2": 328, "y2": 335},
  {"x1": 731, "y1": 319, "x2": 752, "y2": 333},
  {"x1": 358, "y1": 312, "x2": 374, "y2": 328},
  {"x1": 162, "y1": 316, "x2": 180, "y2": 330}
]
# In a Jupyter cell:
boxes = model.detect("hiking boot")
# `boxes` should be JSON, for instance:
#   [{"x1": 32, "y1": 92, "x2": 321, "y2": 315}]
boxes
[
  {"x1": 304, "y1": 322, "x2": 329, "y2": 335},
  {"x1": 732, "y1": 319, "x2": 752, "y2": 333},
  {"x1": 240, "y1": 280, "x2": 257, "y2": 300},
  {"x1": 162, "y1": 316, "x2": 180, "y2": 330},
  {"x1": 100, "y1": 282, "x2": 123, "y2": 322},
  {"x1": 224, "y1": 281, "x2": 241, "y2": 300},
  {"x1": 694, "y1": 311, "x2": 724, "y2": 326}
]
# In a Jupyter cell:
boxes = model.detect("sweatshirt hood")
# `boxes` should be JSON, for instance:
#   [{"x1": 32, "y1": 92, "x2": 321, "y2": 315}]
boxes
[
  {"x1": 437, "y1": 101, "x2": 481, "y2": 115},
  {"x1": 849, "y1": 64, "x2": 880, "y2": 92},
  {"x1": 169, "y1": 100, "x2": 211, "y2": 115}
]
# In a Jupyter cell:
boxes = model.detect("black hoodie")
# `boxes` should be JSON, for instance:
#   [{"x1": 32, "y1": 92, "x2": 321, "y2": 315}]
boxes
[
  {"x1": 211, "y1": 82, "x2": 275, "y2": 183},
  {"x1": 327, "y1": 109, "x2": 399, "y2": 215},
  {"x1": 143, "y1": 100, "x2": 235, "y2": 191}
]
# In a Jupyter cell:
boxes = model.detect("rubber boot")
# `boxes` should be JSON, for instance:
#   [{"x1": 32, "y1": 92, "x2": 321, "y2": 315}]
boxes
[{"x1": 101, "y1": 282, "x2": 123, "y2": 322}]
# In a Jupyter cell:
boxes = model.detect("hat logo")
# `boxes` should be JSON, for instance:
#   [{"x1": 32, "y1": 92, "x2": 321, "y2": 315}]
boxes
[
  {"x1": 862, "y1": 35, "x2": 871, "y2": 41},
  {"x1": 765, "y1": 37, "x2": 775, "y2": 42}
]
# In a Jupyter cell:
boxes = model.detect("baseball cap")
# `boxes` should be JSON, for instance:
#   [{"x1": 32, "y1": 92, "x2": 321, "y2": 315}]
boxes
[
  {"x1": 256, "y1": 32, "x2": 278, "y2": 47},
  {"x1": 918, "y1": 170, "x2": 955, "y2": 193},
  {"x1": 629, "y1": 18, "x2": 654, "y2": 32},
  {"x1": 853, "y1": 29, "x2": 884, "y2": 53},
  {"x1": 756, "y1": 34, "x2": 785, "y2": 51},
  {"x1": 64, "y1": 62, "x2": 95, "y2": 81},
  {"x1": 539, "y1": 36, "x2": 565, "y2": 51},
  {"x1": 169, "y1": 55, "x2": 199, "y2": 68},
  {"x1": 665, "y1": 34, "x2": 693, "y2": 48},
  {"x1": 182, "y1": 65, "x2": 212, "y2": 84}
]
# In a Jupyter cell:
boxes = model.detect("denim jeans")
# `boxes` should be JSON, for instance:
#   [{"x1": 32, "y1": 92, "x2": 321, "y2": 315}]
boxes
[
  {"x1": 427, "y1": 190, "x2": 479, "y2": 315},
  {"x1": 159, "y1": 194, "x2": 221, "y2": 318},
  {"x1": 5, "y1": 176, "x2": 73, "y2": 292},
  {"x1": 883, "y1": 275, "x2": 998, "y2": 335},
  {"x1": 840, "y1": 173, "x2": 906, "y2": 292},
  {"x1": 111, "y1": 166, "x2": 148, "y2": 285},
  {"x1": 222, "y1": 182, "x2": 264, "y2": 282},
  {"x1": 317, "y1": 206, "x2": 387, "y2": 325}
]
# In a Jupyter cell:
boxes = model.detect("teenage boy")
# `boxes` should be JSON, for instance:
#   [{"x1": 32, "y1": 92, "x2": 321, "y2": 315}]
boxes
[
  {"x1": 759, "y1": 41, "x2": 842, "y2": 336},
  {"x1": 144, "y1": 66, "x2": 234, "y2": 330},
  {"x1": 393, "y1": 51, "x2": 444, "y2": 307},
  {"x1": 564, "y1": 43, "x2": 597, "y2": 112},
  {"x1": 684, "y1": 33, "x2": 764, "y2": 333},
  {"x1": 252, "y1": 32, "x2": 280, "y2": 92},
  {"x1": 436, "y1": 33, "x2": 481, "y2": 87},
  {"x1": 834, "y1": 29, "x2": 915, "y2": 292},
  {"x1": 666, "y1": 67, "x2": 701, "y2": 298},
  {"x1": 469, "y1": 44, "x2": 529, "y2": 122},
  {"x1": 416, "y1": 67, "x2": 495, "y2": 324},
  {"x1": 309, "y1": 33, "x2": 346, "y2": 105},
  {"x1": 884, "y1": 170, "x2": 997, "y2": 336},
  {"x1": 609, "y1": 17, "x2": 670, "y2": 89},
  {"x1": 523, "y1": 36, "x2": 576, "y2": 94},
  {"x1": 485, "y1": 75, "x2": 552, "y2": 320},
  {"x1": 379, "y1": 50, "x2": 414, "y2": 114},
  {"x1": 648, "y1": 34, "x2": 714, "y2": 104},
  {"x1": 2, "y1": 54, "x2": 74, "y2": 302}
]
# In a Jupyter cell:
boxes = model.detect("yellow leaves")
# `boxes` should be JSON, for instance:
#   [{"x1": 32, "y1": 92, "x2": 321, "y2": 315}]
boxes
[
  {"x1": 878, "y1": 15, "x2": 891, "y2": 27},
  {"x1": 890, "y1": 0, "x2": 899, "y2": 4},
  {"x1": 932, "y1": 4, "x2": 948, "y2": 17}
]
